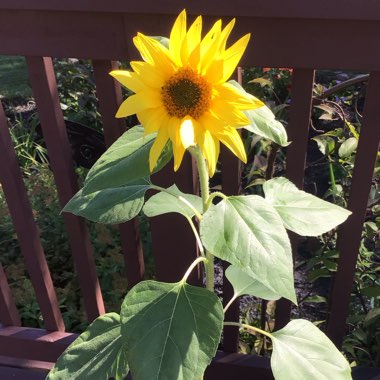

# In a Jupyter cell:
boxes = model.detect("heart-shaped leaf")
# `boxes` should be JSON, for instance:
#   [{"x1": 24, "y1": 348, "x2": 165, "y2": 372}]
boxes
[
  {"x1": 121, "y1": 280, "x2": 223, "y2": 380},
  {"x1": 271, "y1": 319, "x2": 352, "y2": 380},
  {"x1": 263, "y1": 177, "x2": 351, "y2": 236},
  {"x1": 200, "y1": 195, "x2": 296, "y2": 303},
  {"x1": 143, "y1": 184, "x2": 202, "y2": 219},
  {"x1": 83, "y1": 125, "x2": 172, "y2": 194},
  {"x1": 225, "y1": 265, "x2": 281, "y2": 301},
  {"x1": 63, "y1": 178, "x2": 151, "y2": 224},
  {"x1": 46, "y1": 313, "x2": 128, "y2": 380}
]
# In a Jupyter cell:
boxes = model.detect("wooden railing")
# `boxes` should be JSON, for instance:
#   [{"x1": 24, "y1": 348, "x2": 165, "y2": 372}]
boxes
[{"x1": 0, "y1": 2, "x2": 379, "y2": 379}]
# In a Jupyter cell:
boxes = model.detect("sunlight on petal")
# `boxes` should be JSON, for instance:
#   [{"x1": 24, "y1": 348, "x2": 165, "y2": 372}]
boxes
[{"x1": 180, "y1": 117, "x2": 196, "y2": 149}]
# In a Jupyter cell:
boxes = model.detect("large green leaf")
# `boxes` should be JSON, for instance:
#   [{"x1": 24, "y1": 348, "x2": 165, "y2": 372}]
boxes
[
  {"x1": 46, "y1": 313, "x2": 128, "y2": 380},
  {"x1": 63, "y1": 178, "x2": 151, "y2": 224},
  {"x1": 225, "y1": 265, "x2": 281, "y2": 301},
  {"x1": 143, "y1": 184, "x2": 202, "y2": 219},
  {"x1": 121, "y1": 280, "x2": 223, "y2": 380},
  {"x1": 271, "y1": 319, "x2": 352, "y2": 380},
  {"x1": 229, "y1": 80, "x2": 289, "y2": 147},
  {"x1": 200, "y1": 195, "x2": 296, "y2": 303},
  {"x1": 83, "y1": 125, "x2": 172, "y2": 194},
  {"x1": 263, "y1": 177, "x2": 352, "y2": 236}
]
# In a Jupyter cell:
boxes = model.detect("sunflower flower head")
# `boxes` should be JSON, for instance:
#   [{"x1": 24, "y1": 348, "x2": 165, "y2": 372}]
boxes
[{"x1": 110, "y1": 9, "x2": 263, "y2": 176}]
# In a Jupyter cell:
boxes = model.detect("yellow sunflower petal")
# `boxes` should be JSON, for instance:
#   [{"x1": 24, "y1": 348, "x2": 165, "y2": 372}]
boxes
[
  {"x1": 179, "y1": 117, "x2": 196, "y2": 149},
  {"x1": 200, "y1": 19, "x2": 222, "y2": 73},
  {"x1": 201, "y1": 18, "x2": 236, "y2": 80},
  {"x1": 115, "y1": 90, "x2": 162, "y2": 118},
  {"x1": 133, "y1": 33, "x2": 176, "y2": 76},
  {"x1": 218, "y1": 19, "x2": 236, "y2": 51},
  {"x1": 214, "y1": 127, "x2": 247, "y2": 163},
  {"x1": 200, "y1": 113, "x2": 247, "y2": 163},
  {"x1": 204, "y1": 59, "x2": 224, "y2": 84},
  {"x1": 167, "y1": 117, "x2": 186, "y2": 171},
  {"x1": 181, "y1": 15, "x2": 202, "y2": 66},
  {"x1": 197, "y1": 127, "x2": 219, "y2": 177},
  {"x1": 149, "y1": 126, "x2": 169, "y2": 172},
  {"x1": 219, "y1": 33, "x2": 251, "y2": 83},
  {"x1": 215, "y1": 82, "x2": 264, "y2": 109},
  {"x1": 211, "y1": 99, "x2": 250, "y2": 126},
  {"x1": 109, "y1": 70, "x2": 146, "y2": 93},
  {"x1": 170, "y1": 9, "x2": 187, "y2": 66},
  {"x1": 130, "y1": 61, "x2": 166, "y2": 88},
  {"x1": 137, "y1": 106, "x2": 167, "y2": 135}
]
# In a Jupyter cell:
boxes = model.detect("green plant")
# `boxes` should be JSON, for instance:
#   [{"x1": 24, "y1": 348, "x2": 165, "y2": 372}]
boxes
[
  {"x1": 54, "y1": 58, "x2": 101, "y2": 130},
  {"x1": 47, "y1": 11, "x2": 353, "y2": 380},
  {"x1": 8, "y1": 115, "x2": 48, "y2": 175}
]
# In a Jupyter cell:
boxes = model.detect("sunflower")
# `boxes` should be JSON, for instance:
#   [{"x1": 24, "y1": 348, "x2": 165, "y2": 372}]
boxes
[{"x1": 110, "y1": 10, "x2": 263, "y2": 176}]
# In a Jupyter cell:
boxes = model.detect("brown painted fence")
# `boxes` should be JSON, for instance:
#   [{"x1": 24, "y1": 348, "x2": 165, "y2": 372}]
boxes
[{"x1": 0, "y1": 1, "x2": 379, "y2": 379}]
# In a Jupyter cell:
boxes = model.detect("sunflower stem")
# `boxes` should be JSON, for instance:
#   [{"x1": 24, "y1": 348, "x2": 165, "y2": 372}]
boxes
[
  {"x1": 223, "y1": 322, "x2": 274, "y2": 340},
  {"x1": 189, "y1": 146, "x2": 214, "y2": 292}
]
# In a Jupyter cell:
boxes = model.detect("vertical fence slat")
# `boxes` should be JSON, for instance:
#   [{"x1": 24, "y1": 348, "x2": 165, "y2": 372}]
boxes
[
  {"x1": 275, "y1": 68, "x2": 315, "y2": 330},
  {"x1": 26, "y1": 56, "x2": 105, "y2": 321},
  {"x1": 92, "y1": 59, "x2": 145, "y2": 287},
  {"x1": 0, "y1": 100, "x2": 63, "y2": 330},
  {"x1": 327, "y1": 71, "x2": 380, "y2": 347}
]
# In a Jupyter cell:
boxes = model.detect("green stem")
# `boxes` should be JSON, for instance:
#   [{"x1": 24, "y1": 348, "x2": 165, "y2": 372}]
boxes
[
  {"x1": 150, "y1": 184, "x2": 203, "y2": 220},
  {"x1": 186, "y1": 216, "x2": 205, "y2": 257},
  {"x1": 224, "y1": 321, "x2": 273, "y2": 340},
  {"x1": 189, "y1": 146, "x2": 214, "y2": 292},
  {"x1": 206, "y1": 191, "x2": 227, "y2": 209},
  {"x1": 223, "y1": 294, "x2": 237, "y2": 314},
  {"x1": 181, "y1": 256, "x2": 208, "y2": 284},
  {"x1": 328, "y1": 157, "x2": 337, "y2": 199}
]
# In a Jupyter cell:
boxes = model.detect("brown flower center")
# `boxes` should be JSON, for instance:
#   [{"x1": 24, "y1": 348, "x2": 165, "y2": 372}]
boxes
[{"x1": 161, "y1": 67, "x2": 212, "y2": 119}]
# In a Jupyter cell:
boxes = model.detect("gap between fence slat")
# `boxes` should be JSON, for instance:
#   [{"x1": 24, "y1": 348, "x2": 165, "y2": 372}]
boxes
[
  {"x1": 274, "y1": 68, "x2": 315, "y2": 330},
  {"x1": 220, "y1": 67, "x2": 244, "y2": 353},
  {"x1": 0, "y1": 100, "x2": 63, "y2": 331},
  {"x1": 0, "y1": 263, "x2": 21, "y2": 327},
  {"x1": 92, "y1": 59, "x2": 145, "y2": 287},
  {"x1": 26, "y1": 56, "x2": 105, "y2": 321},
  {"x1": 327, "y1": 71, "x2": 380, "y2": 347}
]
